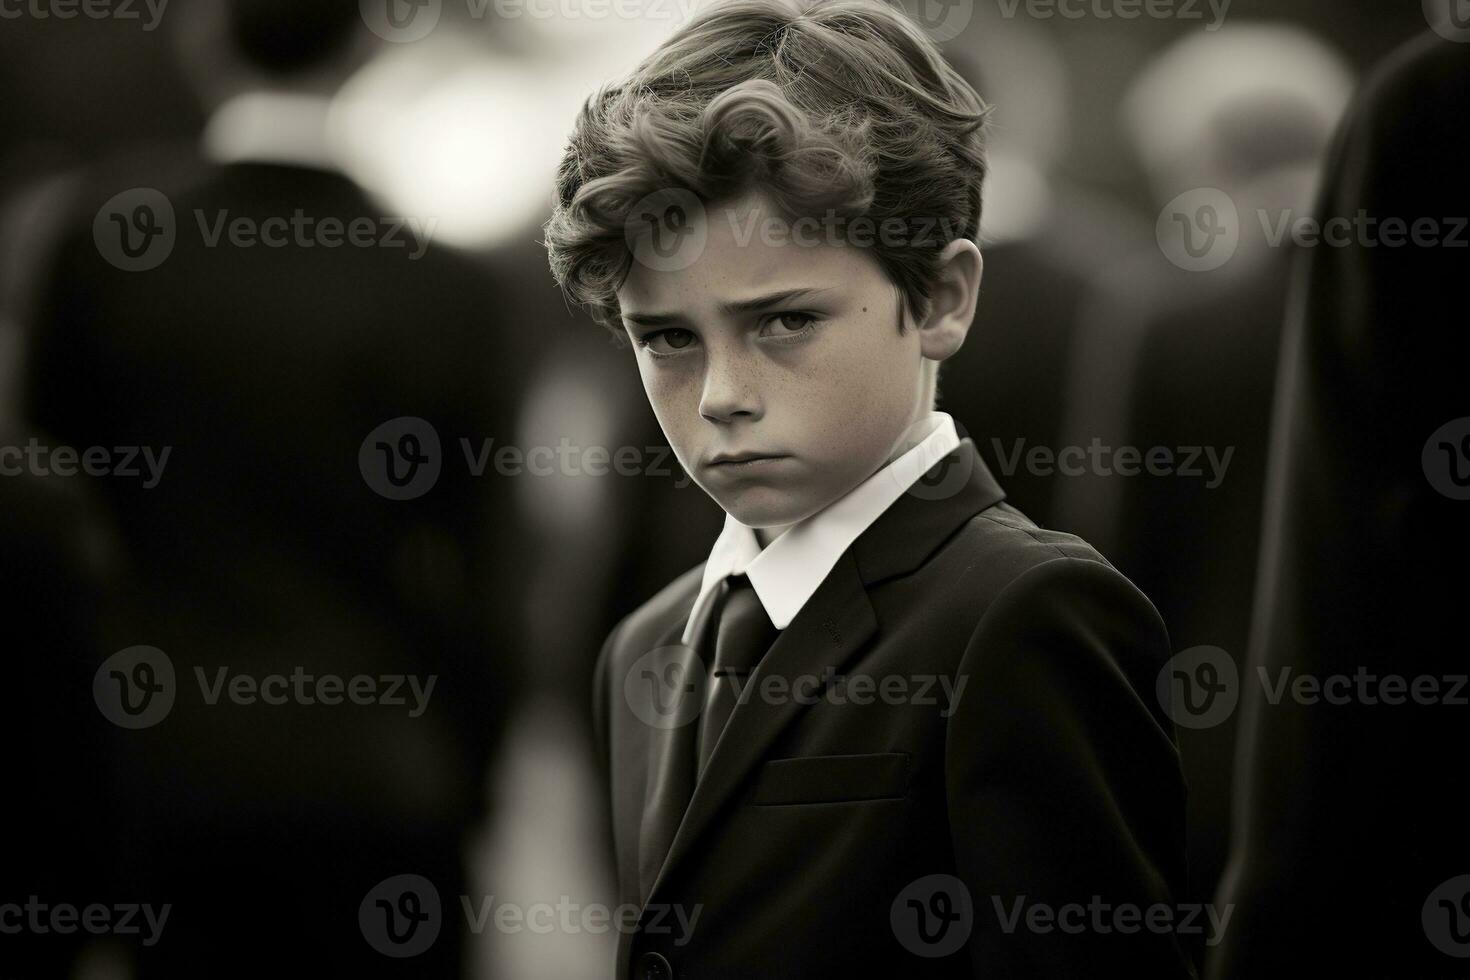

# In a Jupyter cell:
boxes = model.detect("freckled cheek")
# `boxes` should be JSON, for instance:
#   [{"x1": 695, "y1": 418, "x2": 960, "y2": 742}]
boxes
[
  {"x1": 799, "y1": 328, "x2": 915, "y2": 464},
  {"x1": 790, "y1": 363, "x2": 884, "y2": 461},
  {"x1": 639, "y1": 361, "x2": 705, "y2": 454}
]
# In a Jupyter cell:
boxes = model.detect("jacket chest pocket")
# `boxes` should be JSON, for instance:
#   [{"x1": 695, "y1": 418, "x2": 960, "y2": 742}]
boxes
[{"x1": 750, "y1": 752, "x2": 911, "y2": 806}]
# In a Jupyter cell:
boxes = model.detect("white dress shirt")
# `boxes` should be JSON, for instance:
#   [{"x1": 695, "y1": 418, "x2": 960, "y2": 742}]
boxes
[{"x1": 680, "y1": 411, "x2": 963, "y2": 644}]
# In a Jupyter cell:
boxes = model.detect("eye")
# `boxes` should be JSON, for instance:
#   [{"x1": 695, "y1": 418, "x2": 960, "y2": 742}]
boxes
[
  {"x1": 639, "y1": 327, "x2": 699, "y2": 356},
  {"x1": 758, "y1": 311, "x2": 818, "y2": 338}
]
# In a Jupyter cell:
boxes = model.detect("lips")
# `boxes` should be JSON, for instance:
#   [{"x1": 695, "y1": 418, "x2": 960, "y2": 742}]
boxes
[{"x1": 704, "y1": 451, "x2": 792, "y2": 467}]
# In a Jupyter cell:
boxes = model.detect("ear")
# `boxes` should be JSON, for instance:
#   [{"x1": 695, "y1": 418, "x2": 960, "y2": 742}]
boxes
[{"x1": 916, "y1": 238, "x2": 982, "y2": 362}]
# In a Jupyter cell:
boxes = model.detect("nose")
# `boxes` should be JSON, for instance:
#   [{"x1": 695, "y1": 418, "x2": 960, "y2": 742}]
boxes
[{"x1": 697, "y1": 339, "x2": 763, "y2": 424}]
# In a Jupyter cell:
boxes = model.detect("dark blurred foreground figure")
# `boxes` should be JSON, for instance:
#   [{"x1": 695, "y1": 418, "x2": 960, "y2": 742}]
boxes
[
  {"x1": 17, "y1": 1, "x2": 525, "y2": 975},
  {"x1": 1212, "y1": 31, "x2": 1470, "y2": 979}
]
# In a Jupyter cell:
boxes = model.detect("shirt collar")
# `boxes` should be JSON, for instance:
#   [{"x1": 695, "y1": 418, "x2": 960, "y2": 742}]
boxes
[{"x1": 680, "y1": 411, "x2": 961, "y2": 643}]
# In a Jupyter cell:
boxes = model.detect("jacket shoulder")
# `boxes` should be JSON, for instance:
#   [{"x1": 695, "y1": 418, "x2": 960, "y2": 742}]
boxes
[
  {"x1": 916, "y1": 501, "x2": 1167, "y2": 650},
  {"x1": 949, "y1": 500, "x2": 1124, "y2": 591}
]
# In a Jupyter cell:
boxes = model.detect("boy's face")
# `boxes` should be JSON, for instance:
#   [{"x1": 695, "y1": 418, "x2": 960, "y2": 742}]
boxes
[{"x1": 617, "y1": 191, "x2": 930, "y2": 529}]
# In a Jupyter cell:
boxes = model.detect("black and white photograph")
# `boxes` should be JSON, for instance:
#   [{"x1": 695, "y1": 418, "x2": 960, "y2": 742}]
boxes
[{"x1": 2, "y1": 0, "x2": 1467, "y2": 976}]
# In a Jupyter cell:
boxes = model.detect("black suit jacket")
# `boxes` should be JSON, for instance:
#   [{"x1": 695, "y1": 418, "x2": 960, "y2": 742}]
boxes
[{"x1": 593, "y1": 441, "x2": 1194, "y2": 979}]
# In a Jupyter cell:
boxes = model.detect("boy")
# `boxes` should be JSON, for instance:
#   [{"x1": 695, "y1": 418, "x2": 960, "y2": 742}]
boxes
[{"x1": 545, "y1": 1, "x2": 1193, "y2": 976}]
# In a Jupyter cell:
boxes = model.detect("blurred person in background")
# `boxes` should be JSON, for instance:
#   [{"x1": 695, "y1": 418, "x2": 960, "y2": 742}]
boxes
[
  {"x1": 11, "y1": 0, "x2": 527, "y2": 974},
  {"x1": 1049, "y1": 22, "x2": 1353, "y2": 915},
  {"x1": 939, "y1": 20, "x2": 1152, "y2": 526},
  {"x1": 1214, "y1": 27, "x2": 1470, "y2": 978}
]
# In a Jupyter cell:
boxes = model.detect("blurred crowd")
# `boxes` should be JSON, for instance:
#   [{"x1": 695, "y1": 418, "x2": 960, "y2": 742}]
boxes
[{"x1": 0, "y1": 0, "x2": 1464, "y2": 977}]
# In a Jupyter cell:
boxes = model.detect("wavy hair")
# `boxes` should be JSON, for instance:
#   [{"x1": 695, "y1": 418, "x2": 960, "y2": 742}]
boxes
[{"x1": 544, "y1": 0, "x2": 990, "y2": 335}]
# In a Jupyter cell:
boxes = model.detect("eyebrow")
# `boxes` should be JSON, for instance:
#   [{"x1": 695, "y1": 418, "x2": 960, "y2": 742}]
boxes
[{"x1": 621, "y1": 286, "x2": 836, "y2": 327}]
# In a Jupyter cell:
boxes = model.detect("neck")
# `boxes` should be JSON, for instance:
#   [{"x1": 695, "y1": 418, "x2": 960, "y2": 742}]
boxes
[
  {"x1": 754, "y1": 524, "x2": 789, "y2": 549},
  {"x1": 750, "y1": 410, "x2": 942, "y2": 551}
]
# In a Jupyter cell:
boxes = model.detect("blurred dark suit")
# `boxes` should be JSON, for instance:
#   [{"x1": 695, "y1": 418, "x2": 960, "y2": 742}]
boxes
[
  {"x1": 940, "y1": 232, "x2": 1095, "y2": 525},
  {"x1": 23, "y1": 152, "x2": 527, "y2": 976},
  {"x1": 1212, "y1": 32, "x2": 1470, "y2": 979},
  {"x1": 1100, "y1": 249, "x2": 1294, "y2": 911}
]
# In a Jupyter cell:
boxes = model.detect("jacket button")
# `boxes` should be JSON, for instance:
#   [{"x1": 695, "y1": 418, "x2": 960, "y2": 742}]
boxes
[{"x1": 637, "y1": 951, "x2": 673, "y2": 980}]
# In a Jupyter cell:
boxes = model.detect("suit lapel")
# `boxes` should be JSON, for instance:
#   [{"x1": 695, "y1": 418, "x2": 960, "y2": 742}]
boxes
[
  {"x1": 635, "y1": 592, "x2": 713, "y2": 903},
  {"x1": 854, "y1": 438, "x2": 1006, "y2": 585},
  {"x1": 642, "y1": 549, "x2": 879, "y2": 905}
]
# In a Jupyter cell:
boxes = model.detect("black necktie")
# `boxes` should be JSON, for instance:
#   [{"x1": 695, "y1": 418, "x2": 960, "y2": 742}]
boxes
[{"x1": 697, "y1": 575, "x2": 779, "y2": 776}]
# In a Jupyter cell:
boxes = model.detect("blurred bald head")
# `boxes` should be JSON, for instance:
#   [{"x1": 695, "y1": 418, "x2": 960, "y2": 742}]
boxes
[
  {"x1": 1123, "y1": 23, "x2": 1354, "y2": 201},
  {"x1": 176, "y1": 0, "x2": 374, "y2": 108}
]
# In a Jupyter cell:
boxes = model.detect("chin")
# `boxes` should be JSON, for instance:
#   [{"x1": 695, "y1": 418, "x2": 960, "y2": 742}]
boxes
[{"x1": 714, "y1": 487, "x2": 828, "y2": 530}]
